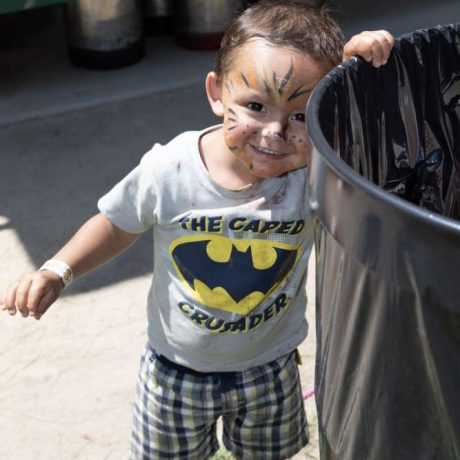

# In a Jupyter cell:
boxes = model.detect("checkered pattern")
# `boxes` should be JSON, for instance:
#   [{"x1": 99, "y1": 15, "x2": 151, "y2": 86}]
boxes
[{"x1": 130, "y1": 345, "x2": 309, "y2": 459}]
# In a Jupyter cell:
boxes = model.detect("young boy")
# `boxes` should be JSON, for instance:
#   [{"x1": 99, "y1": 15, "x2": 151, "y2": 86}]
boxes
[{"x1": 1, "y1": 1, "x2": 393, "y2": 458}]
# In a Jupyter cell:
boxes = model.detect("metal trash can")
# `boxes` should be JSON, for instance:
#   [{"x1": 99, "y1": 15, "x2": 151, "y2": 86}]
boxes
[
  {"x1": 144, "y1": 0, "x2": 173, "y2": 35},
  {"x1": 65, "y1": 0, "x2": 144, "y2": 69},
  {"x1": 173, "y1": 0, "x2": 245, "y2": 50},
  {"x1": 306, "y1": 24, "x2": 460, "y2": 460}
]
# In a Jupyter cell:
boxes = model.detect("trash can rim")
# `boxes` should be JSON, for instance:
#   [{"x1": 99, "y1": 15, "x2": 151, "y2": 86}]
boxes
[{"x1": 306, "y1": 55, "x2": 460, "y2": 235}]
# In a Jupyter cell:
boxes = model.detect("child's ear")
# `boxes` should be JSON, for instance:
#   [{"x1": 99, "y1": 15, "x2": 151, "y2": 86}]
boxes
[{"x1": 205, "y1": 71, "x2": 225, "y2": 117}]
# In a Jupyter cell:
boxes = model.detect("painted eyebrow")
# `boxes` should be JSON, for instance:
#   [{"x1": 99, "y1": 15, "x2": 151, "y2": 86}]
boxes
[
  {"x1": 240, "y1": 72, "x2": 250, "y2": 88},
  {"x1": 262, "y1": 60, "x2": 295, "y2": 101},
  {"x1": 277, "y1": 61, "x2": 294, "y2": 95},
  {"x1": 287, "y1": 86, "x2": 311, "y2": 101},
  {"x1": 263, "y1": 80, "x2": 275, "y2": 100}
]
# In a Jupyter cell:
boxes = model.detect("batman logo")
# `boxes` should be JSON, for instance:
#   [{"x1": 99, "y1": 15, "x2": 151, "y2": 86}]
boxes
[{"x1": 170, "y1": 235, "x2": 299, "y2": 316}]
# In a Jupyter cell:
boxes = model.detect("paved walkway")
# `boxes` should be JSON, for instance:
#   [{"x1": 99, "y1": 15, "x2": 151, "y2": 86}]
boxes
[
  {"x1": 0, "y1": 86, "x2": 319, "y2": 458},
  {"x1": 1, "y1": 2, "x2": 458, "y2": 458}
]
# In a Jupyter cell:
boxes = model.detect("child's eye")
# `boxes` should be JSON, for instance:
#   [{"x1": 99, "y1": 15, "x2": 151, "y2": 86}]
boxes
[
  {"x1": 292, "y1": 113, "x2": 305, "y2": 122},
  {"x1": 247, "y1": 102, "x2": 265, "y2": 112}
]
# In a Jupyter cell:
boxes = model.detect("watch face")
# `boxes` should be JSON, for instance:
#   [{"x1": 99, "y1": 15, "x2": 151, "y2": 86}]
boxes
[{"x1": 62, "y1": 269, "x2": 72, "y2": 285}]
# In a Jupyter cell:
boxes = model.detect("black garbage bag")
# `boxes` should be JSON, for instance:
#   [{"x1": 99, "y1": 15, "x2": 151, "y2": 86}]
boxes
[{"x1": 306, "y1": 24, "x2": 460, "y2": 460}]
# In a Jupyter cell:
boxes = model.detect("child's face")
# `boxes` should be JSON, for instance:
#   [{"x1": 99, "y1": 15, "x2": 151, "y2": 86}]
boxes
[{"x1": 208, "y1": 40, "x2": 331, "y2": 180}]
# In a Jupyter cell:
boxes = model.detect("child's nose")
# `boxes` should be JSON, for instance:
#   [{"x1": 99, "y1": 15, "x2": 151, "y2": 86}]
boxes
[{"x1": 261, "y1": 119, "x2": 288, "y2": 139}]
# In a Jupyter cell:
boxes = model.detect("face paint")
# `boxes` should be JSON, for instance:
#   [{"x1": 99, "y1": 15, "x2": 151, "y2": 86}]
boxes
[
  {"x1": 240, "y1": 72, "x2": 251, "y2": 88},
  {"x1": 262, "y1": 61, "x2": 295, "y2": 105},
  {"x1": 287, "y1": 85, "x2": 311, "y2": 102},
  {"x1": 217, "y1": 40, "x2": 331, "y2": 182}
]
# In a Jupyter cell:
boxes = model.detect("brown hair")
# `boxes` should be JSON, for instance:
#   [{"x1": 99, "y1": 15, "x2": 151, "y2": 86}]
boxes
[{"x1": 215, "y1": 0, "x2": 345, "y2": 79}]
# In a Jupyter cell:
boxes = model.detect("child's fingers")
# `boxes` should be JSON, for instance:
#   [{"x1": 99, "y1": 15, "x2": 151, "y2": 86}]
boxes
[
  {"x1": 28, "y1": 276, "x2": 61, "y2": 319},
  {"x1": 349, "y1": 32, "x2": 384, "y2": 64},
  {"x1": 34, "y1": 288, "x2": 60, "y2": 320},
  {"x1": 342, "y1": 32, "x2": 370, "y2": 62},
  {"x1": 1, "y1": 272, "x2": 62, "y2": 320},
  {"x1": 1, "y1": 288, "x2": 10, "y2": 313},
  {"x1": 14, "y1": 276, "x2": 34, "y2": 317},
  {"x1": 377, "y1": 29, "x2": 395, "y2": 47},
  {"x1": 372, "y1": 30, "x2": 394, "y2": 65},
  {"x1": 343, "y1": 30, "x2": 395, "y2": 67},
  {"x1": 1, "y1": 281, "x2": 20, "y2": 316},
  {"x1": 366, "y1": 37, "x2": 385, "y2": 65},
  {"x1": 26, "y1": 278, "x2": 50, "y2": 318},
  {"x1": 0, "y1": 289, "x2": 6, "y2": 309},
  {"x1": 27, "y1": 272, "x2": 62, "y2": 319}
]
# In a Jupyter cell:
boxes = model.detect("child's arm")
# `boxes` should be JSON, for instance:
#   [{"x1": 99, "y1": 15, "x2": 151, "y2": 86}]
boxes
[
  {"x1": 343, "y1": 30, "x2": 395, "y2": 67},
  {"x1": 0, "y1": 213, "x2": 141, "y2": 320}
]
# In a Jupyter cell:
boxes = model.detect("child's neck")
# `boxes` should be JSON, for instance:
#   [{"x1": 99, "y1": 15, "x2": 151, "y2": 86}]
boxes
[{"x1": 199, "y1": 128, "x2": 261, "y2": 191}]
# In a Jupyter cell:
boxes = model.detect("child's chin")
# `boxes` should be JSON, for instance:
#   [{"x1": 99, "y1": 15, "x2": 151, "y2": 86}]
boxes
[{"x1": 252, "y1": 168, "x2": 288, "y2": 179}]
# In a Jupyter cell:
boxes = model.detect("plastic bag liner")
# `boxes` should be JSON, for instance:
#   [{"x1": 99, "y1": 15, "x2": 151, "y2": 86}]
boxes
[{"x1": 306, "y1": 24, "x2": 460, "y2": 460}]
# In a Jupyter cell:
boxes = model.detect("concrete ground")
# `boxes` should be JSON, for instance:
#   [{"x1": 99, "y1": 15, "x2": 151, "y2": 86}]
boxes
[{"x1": 0, "y1": 2, "x2": 458, "y2": 459}]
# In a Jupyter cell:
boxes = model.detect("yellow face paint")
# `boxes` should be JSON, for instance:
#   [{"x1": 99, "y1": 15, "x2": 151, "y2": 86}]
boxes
[{"x1": 218, "y1": 39, "x2": 331, "y2": 182}]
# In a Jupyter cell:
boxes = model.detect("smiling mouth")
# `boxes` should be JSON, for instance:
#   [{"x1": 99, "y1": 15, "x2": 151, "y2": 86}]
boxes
[{"x1": 249, "y1": 144, "x2": 291, "y2": 157}]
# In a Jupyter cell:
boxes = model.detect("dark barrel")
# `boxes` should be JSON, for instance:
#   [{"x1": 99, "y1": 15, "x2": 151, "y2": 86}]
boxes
[
  {"x1": 306, "y1": 24, "x2": 460, "y2": 460},
  {"x1": 173, "y1": 0, "x2": 245, "y2": 50},
  {"x1": 65, "y1": 0, "x2": 144, "y2": 70},
  {"x1": 144, "y1": 0, "x2": 173, "y2": 36}
]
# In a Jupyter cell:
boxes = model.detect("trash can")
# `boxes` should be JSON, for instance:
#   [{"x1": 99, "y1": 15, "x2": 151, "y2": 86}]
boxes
[
  {"x1": 173, "y1": 0, "x2": 245, "y2": 50},
  {"x1": 65, "y1": 0, "x2": 144, "y2": 69},
  {"x1": 144, "y1": 0, "x2": 173, "y2": 35},
  {"x1": 306, "y1": 24, "x2": 460, "y2": 460}
]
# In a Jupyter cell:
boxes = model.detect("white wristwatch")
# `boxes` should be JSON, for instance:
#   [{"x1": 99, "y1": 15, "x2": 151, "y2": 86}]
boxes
[{"x1": 39, "y1": 259, "x2": 74, "y2": 289}]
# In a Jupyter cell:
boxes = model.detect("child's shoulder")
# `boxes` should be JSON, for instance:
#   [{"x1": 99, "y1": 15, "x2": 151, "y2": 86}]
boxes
[
  {"x1": 141, "y1": 129, "x2": 199, "y2": 165},
  {"x1": 142, "y1": 125, "x2": 219, "y2": 169},
  {"x1": 137, "y1": 127, "x2": 213, "y2": 183},
  {"x1": 150, "y1": 129, "x2": 198, "y2": 154}
]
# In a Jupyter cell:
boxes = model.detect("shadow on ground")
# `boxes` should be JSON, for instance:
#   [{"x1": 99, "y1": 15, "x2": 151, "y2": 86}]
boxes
[
  {"x1": 1, "y1": 0, "x2": 458, "y2": 295},
  {"x1": 0, "y1": 83, "x2": 215, "y2": 294}
]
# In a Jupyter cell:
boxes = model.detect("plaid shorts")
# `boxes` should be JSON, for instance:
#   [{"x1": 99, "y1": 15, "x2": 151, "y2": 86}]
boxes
[{"x1": 130, "y1": 344, "x2": 309, "y2": 460}]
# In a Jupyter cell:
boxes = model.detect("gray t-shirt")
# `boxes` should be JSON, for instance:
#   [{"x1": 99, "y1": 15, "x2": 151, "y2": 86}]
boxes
[{"x1": 98, "y1": 126, "x2": 313, "y2": 371}]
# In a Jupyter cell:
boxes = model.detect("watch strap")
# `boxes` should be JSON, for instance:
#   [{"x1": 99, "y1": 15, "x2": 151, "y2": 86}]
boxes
[{"x1": 39, "y1": 259, "x2": 73, "y2": 288}]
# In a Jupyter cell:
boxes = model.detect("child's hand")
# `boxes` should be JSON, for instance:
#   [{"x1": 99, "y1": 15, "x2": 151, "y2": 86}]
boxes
[
  {"x1": 343, "y1": 30, "x2": 394, "y2": 67},
  {"x1": 0, "y1": 271, "x2": 63, "y2": 320}
]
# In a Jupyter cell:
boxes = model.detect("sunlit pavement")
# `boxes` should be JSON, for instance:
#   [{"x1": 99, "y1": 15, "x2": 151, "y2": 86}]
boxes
[{"x1": 1, "y1": 2, "x2": 458, "y2": 458}]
